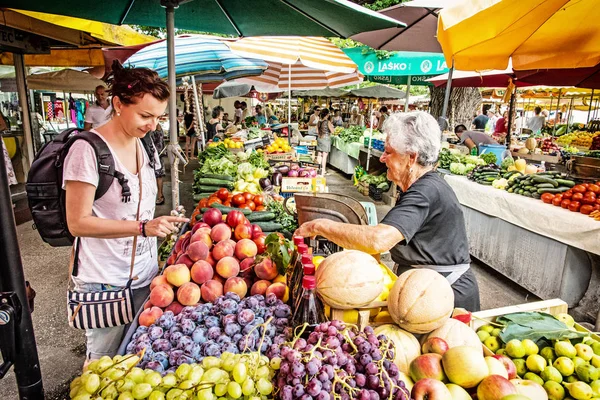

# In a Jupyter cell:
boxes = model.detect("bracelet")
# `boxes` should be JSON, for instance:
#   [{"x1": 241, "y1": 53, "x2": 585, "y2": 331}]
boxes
[
  {"x1": 138, "y1": 221, "x2": 144, "y2": 236},
  {"x1": 141, "y1": 220, "x2": 149, "y2": 237}
]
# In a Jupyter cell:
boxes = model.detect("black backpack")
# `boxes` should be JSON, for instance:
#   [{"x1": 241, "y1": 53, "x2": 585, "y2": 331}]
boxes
[{"x1": 26, "y1": 128, "x2": 157, "y2": 247}]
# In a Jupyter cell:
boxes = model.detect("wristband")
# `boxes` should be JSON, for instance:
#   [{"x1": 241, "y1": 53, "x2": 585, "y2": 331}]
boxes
[
  {"x1": 138, "y1": 221, "x2": 144, "y2": 236},
  {"x1": 141, "y1": 220, "x2": 149, "y2": 237}
]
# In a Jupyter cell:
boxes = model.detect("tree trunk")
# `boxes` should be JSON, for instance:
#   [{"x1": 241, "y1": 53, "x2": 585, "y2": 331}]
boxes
[{"x1": 429, "y1": 86, "x2": 482, "y2": 129}]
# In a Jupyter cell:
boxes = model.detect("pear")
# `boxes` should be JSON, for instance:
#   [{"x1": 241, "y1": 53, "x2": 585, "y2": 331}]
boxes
[{"x1": 563, "y1": 381, "x2": 593, "y2": 400}]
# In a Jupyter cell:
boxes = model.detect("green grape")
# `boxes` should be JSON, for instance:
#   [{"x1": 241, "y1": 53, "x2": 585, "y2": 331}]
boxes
[
  {"x1": 149, "y1": 390, "x2": 166, "y2": 400},
  {"x1": 221, "y1": 358, "x2": 236, "y2": 372},
  {"x1": 96, "y1": 356, "x2": 114, "y2": 373},
  {"x1": 259, "y1": 355, "x2": 269, "y2": 365},
  {"x1": 214, "y1": 383, "x2": 227, "y2": 397},
  {"x1": 116, "y1": 379, "x2": 135, "y2": 393},
  {"x1": 101, "y1": 385, "x2": 119, "y2": 399},
  {"x1": 269, "y1": 357, "x2": 281, "y2": 370},
  {"x1": 113, "y1": 355, "x2": 125, "y2": 364},
  {"x1": 132, "y1": 383, "x2": 153, "y2": 399},
  {"x1": 83, "y1": 373, "x2": 100, "y2": 393},
  {"x1": 232, "y1": 363, "x2": 247, "y2": 384},
  {"x1": 86, "y1": 360, "x2": 100, "y2": 373},
  {"x1": 227, "y1": 381, "x2": 242, "y2": 399},
  {"x1": 255, "y1": 366, "x2": 269, "y2": 380},
  {"x1": 221, "y1": 352, "x2": 234, "y2": 360},
  {"x1": 144, "y1": 371, "x2": 162, "y2": 387},
  {"x1": 127, "y1": 368, "x2": 146, "y2": 384},
  {"x1": 202, "y1": 357, "x2": 222, "y2": 370},
  {"x1": 161, "y1": 374, "x2": 177, "y2": 388},
  {"x1": 176, "y1": 364, "x2": 192, "y2": 381},
  {"x1": 121, "y1": 355, "x2": 140, "y2": 369},
  {"x1": 166, "y1": 388, "x2": 183, "y2": 400},
  {"x1": 255, "y1": 378, "x2": 272, "y2": 395},
  {"x1": 178, "y1": 380, "x2": 195, "y2": 390},
  {"x1": 117, "y1": 392, "x2": 134, "y2": 400},
  {"x1": 72, "y1": 394, "x2": 91, "y2": 400},
  {"x1": 241, "y1": 378, "x2": 255, "y2": 396},
  {"x1": 247, "y1": 397, "x2": 261, "y2": 400},
  {"x1": 187, "y1": 365, "x2": 204, "y2": 384},
  {"x1": 195, "y1": 388, "x2": 216, "y2": 400},
  {"x1": 110, "y1": 369, "x2": 127, "y2": 381},
  {"x1": 200, "y1": 368, "x2": 227, "y2": 383}
]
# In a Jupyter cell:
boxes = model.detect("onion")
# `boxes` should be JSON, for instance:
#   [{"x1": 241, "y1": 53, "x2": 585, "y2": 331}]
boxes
[
  {"x1": 308, "y1": 169, "x2": 318, "y2": 177},
  {"x1": 299, "y1": 170, "x2": 310, "y2": 177},
  {"x1": 290, "y1": 163, "x2": 300, "y2": 170},
  {"x1": 287, "y1": 170, "x2": 299, "y2": 177}
]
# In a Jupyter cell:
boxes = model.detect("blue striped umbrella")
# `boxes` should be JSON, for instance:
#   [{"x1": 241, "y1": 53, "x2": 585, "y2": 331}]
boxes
[{"x1": 124, "y1": 35, "x2": 268, "y2": 82}]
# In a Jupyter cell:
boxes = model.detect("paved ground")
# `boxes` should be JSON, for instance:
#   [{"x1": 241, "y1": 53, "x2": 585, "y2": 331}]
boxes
[{"x1": 0, "y1": 161, "x2": 537, "y2": 399}]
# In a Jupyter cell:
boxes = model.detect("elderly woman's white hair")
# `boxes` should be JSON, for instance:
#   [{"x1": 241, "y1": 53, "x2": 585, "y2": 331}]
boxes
[{"x1": 383, "y1": 111, "x2": 442, "y2": 166}]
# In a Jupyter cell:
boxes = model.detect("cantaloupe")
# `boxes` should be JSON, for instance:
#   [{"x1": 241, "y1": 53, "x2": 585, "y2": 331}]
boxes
[
  {"x1": 422, "y1": 318, "x2": 481, "y2": 350},
  {"x1": 315, "y1": 250, "x2": 384, "y2": 309},
  {"x1": 525, "y1": 137, "x2": 537, "y2": 151},
  {"x1": 374, "y1": 324, "x2": 421, "y2": 374},
  {"x1": 387, "y1": 269, "x2": 454, "y2": 334}
]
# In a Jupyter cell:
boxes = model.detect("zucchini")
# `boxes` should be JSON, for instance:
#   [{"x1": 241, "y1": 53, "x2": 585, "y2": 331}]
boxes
[
  {"x1": 192, "y1": 193, "x2": 213, "y2": 201},
  {"x1": 479, "y1": 181, "x2": 493, "y2": 186},
  {"x1": 523, "y1": 191, "x2": 533, "y2": 197},
  {"x1": 199, "y1": 173, "x2": 234, "y2": 182},
  {"x1": 507, "y1": 187, "x2": 514, "y2": 193},
  {"x1": 524, "y1": 185, "x2": 535, "y2": 191},
  {"x1": 254, "y1": 222, "x2": 284, "y2": 231},
  {"x1": 247, "y1": 212, "x2": 276, "y2": 222},
  {"x1": 531, "y1": 175, "x2": 558, "y2": 187},
  {"x1": 555, "y1": 179, "x2": 575, "y2": 187},
  {"x1": 197, "y1": 178, "x2": 235, "y2": 187},
  {"x1": 535, "y1": 183, "x2": 555, "y2": 189},
  {"x1": 484, "y1": 176, "x2": 497, "y2": 182},
  {"x1": 531, "y1": 192, "x2": 541, "y2": 199},
  {"x1": 195, "y1": 213, "x2": 202, "y2": 221},
  {"x1": 196, "y1": 184, "x2": 232, "y2": 193},
  {"x1": 503, "y1": 171, "x2": 519, "y2": 179},
  {"x1": 210, "y1": 203, "x2": 252, "y2": 215},
  {"x1": 537, "y1": 187, "x2": 570, "y2": 194},
  {"x1": 518, "y1": 189, "x2": 524, "y2": 195},
  {"x1": 481, "y1": 168, "x2": 501, "y2": 173}
]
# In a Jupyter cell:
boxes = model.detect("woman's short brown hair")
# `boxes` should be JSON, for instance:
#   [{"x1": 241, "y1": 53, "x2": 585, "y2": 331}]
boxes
[{"x1": 107, "y1": 60, "x2": 170, "y2": 107}]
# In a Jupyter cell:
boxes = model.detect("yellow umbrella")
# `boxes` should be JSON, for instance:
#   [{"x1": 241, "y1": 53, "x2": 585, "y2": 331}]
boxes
[{"x1": 437, "y1": 0, "x2": 600, "y2": 71}]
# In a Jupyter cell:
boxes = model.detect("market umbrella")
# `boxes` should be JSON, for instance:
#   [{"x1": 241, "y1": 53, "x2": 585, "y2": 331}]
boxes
[
  {"x1": 213, "y1": 81, "x2": 282, "y2": 99},
  {"x1": 292, "y1": 88, "x2": 349, "y2": 97},
  {"x1": 26, "y1": 69, "x2": 105, "y2": 91},
  {"x1": 437, "y1": 0, "x2": 600, "y2": 71},
  {"x1": 348, "y1": 85, "x2": 407, "y2": 99}
]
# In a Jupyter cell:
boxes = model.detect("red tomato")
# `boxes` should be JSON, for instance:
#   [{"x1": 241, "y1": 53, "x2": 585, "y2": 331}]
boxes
[
  {"x1": 588, "y1": 184, "x2": 600, "y2": 194},
  {"x1": 552, "y1": 195, "x2": 563, "y2": 206},
  {"x1": 207, "y1": 197, "x2": 222, "y2": 205},
  {"x1": 253, "y1": 195, "x2": 264, "y2": 206},
  {"x1": 198, "y1": 198, "x2": 208, "y2": 209},
  {"x1": 572, "y1": 193, "x2": 584, "y2": 201},
  {"x1": 232, "y1": 194, "x2": 245, "y2": 206},
  {"x1": 582, "y1": 195, "x2": 597, "y2": 206},
  {"x1": 255, "y1": 205, "x2": 265, "y2": 211},
  {"x1": 580, "y1": 205, "x2": 595, "y2": 215},
  {"x1": 573, "y1": 184, "x2": 587, "y2": 194},
  {"x1": 597, "y1": 198, "x2": 600, "y2": 205},
  {"x1": 541, "y1": 193, "x2": 555, "y2": 204},
  {"x1": 216, "y1": 188, "x2": 230, "y2": 201},
  {"x1": 561, "y1": 199, "x2": 571, "y2": 209},
  {"x1": 223, "y1": 201, "x2": 231, "y2": 207},
  {"x1": 243, "y1": 192, "x2": 255, "y2": 202},
  {"x1": 246, "y1": 200, "x2": 256, "y2": 211},
  {"x1": 583, "y1": 183, "x2": 590, "y2": 190},
  {"x1": 594, "y1": 204, "x2": 600, "y2": 211},
  {"x1": 239, "y1": 204, "x2": 252, "y2": 210},
  {"x1": 563, "y1": 190, "x2": 573, "y2": 199},
  {"x1": 568, "y1": 201, "x2": 581, "y2": 212}
]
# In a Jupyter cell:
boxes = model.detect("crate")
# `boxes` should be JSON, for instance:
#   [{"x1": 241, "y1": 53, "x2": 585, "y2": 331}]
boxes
[{"x1": 266, "y1": 151, "x2": 296, "y2": 161}]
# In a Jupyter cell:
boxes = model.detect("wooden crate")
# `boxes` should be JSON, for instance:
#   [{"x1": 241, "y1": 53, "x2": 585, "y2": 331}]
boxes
[{"x1": 266, "y1": 151, "x2": 296, "y2": 161}]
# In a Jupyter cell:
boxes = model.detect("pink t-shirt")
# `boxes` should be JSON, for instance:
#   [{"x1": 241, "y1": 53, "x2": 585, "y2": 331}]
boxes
[{"x1": 62, "y1": 131, "x2": 158, "y2": 288}]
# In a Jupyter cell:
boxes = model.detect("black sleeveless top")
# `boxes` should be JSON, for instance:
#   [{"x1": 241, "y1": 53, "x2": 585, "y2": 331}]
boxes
[{"x1": 207, "y1": 122, "x2": 219, "y2": 140}]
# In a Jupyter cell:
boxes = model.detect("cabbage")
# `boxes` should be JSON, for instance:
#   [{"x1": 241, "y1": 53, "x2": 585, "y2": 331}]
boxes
[
  {"x1": 449, "y1": 162, "x2": 467, "y2": 175},
  {"x1": 235, "y1": 180, "x2": 248, "y2": 192},
  {"x1": 465, "y1": 163, "x2": 476, "y2": 173},
  {"x1": 449, "y1": 148, "x2": 462, "y2": 155},
  {"x1": 237, "y1": 163, "x2": 254, "y2": 180},
  {"x1": 236, "y1": 150, "x2": 250, "y2": 162},
  {"x1": 246, "y1": 183, "x2": 260, "y2": 194},
  {"x1": 253, "y1": 168, "x2": 269, "y2": 179},
  {"x1": 464, "y1": 155, "x2": 484, "y2": 165},
  {"x1": 501, "y1": 156, "x2": 515, "y2": 170}
]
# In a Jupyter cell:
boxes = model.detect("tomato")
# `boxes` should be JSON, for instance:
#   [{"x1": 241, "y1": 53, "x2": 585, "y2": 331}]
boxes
[
  {"x1": 597, "y1": 198, "x2": 600, "y2": 205},
  {"x1": 199, "y1": 198, "x2": 208, "y2": 209},
  {"x1": 583, "y1": 183, "x2": 590, "y2": 190},
  {"x1": 243, "y1": 192, "x2": 255, "y2": 202},
  {"x1": 223, "y1": 201, "x2": 231, "y2": 207},
  {"x1": 253, "y1": 195, "x2": 264, "y2": 205},
  {"x1": 588, "y1": 184, "x2": 600, "y2": 194},
  {"x1": 561, "y1": 199, "x2": 571, "y2": 209},
  {"x1": 541, "y1": 193, "x2": 555, "y2": 204},
  {"x1": 572, "y1": 193, "x2": 584, "y2": 201},
  {"x1": 563, "y1": 190, "x2": 573, "y2": 199},
  {"x1": 580, "y1": 205, "x2": 595, "y2": 215},
  {"x1": 246, "y1": 200, "x2": 256, "y2": 211},
  {"x1": 581, "y1": 195, "x2": 597, "y2": 205},
  {"x1": 552, "y1": 196, "x2": 563, "y2": 206},
  {"x1": 239, "y1": 204, "x2": 252, "y2": 210},
  {"x1": 216, "y1": 188, "x2": 230, "y2": 201},
  {"x1": 573, "y1": 184, "x2": 587, "y2": 194},
  {"x1": 594, "y1": 204, "x2": 600, "y2": 212},
  {"x1": 232, "y1": 194, "x2": 245, "y2": 206},
  {"x1": 255, "y1": 205, "x2": 265, "y2": 211},
  {"x1": 568, "y1": 201, "x2": 581, "y2": 212},
  {"x1": 207, "y1": 197, "x2": 222, "y2": 205}
]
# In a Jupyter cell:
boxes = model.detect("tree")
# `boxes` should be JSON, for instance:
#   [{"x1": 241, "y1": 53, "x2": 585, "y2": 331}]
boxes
[{"x1": 429, "y1": 86, "x2": 482, "y2": 129}]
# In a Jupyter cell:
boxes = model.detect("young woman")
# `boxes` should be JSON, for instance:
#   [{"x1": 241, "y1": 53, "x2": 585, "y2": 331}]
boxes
[
  {"x1": 207, "y1": 106, "x2": 225, "y2": 141},
  {"x1": 184, "y1": 106, "x2": 198, "y2": 159},
  {"x1": 63, "y1": 61, "x2": 188, "y2": 361},
  {"x1": 317, "y1": 108, "x2": 334, "y2": 175},
  {"x1": 307, "y1": 106, "x2": 321, "y2": 136}
]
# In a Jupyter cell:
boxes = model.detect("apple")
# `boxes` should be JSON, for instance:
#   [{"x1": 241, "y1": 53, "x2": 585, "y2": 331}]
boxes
[
  {"x1": 485, "y1": 356, "x2": 509, "y2": 379},
  {"x1": 493, "y1": 354, "x2": 518, "y2": 380},
  {"x1": 422, "y1": 337, "x2": 450, "y2": 355},
  {"x1": 409, "y1": 354, "x2": 446, "y2": 382},
  {"x1": 411, "y1": 378, "x2": 452, "y2": 400},
  {"x1": 442, "y1": 346, "x2": 488, "y2": 388},
  {"x1": 510, "y1": 379, "x2": 548, "y2": 400},
  {"x1": 477, "y1": 375, "x2": 517, "y2": 400}
]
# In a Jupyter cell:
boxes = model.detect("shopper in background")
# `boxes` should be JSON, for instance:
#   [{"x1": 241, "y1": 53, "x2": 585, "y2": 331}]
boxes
[
  {"x1": 376, "y1": 106, "x2": 388, "y2": 131},
  {"x1": 255, "y1": 104, "x2": 267, "y2": 125},
  {"x1": 485, "y1": 108, "x2": 499, "y2": 133},
  {"x1": 307, "y1": 106, "x2": 321, "y2": 136},
  {"x1": 317, "y1": 108, "x2": 334, "y2": 176},
  {"x1": 233, "y1": 100, "x2": 242, "y2": 125},
  {"x1": 348, "y1": 106, "x2": 364, "y2": 127},
  {"x1": 240, "y1": 101, "x2": 249, "y2": 121},
  {"x1": 527, "y1": 106, "x2": 546, "y2": 133},
  {"x1": 222, "y1": 112, "x2": 230, "y2": 125},
  {"x1": 471, "y1": 107, "x2": 489, "y2": 131},
  {"x1": 207, "y1": 106, "x2": 225, "y2": 141},
  {"x1": 332, "y1": 109, "x2": 344, "y2": 127},
  {"x1": 63, "y1": 60, "x2": 188, "y2": 362},
  {"x1": 493, "y1": 111, "x2": 509, "y2": 143},
  {"x1": 184, "y1": 106, "x2": 198, "y2": 159},
  {"x1": 83, "y1": 85, "x2": 111, "y2": 130},
  {"x1": 455, "y1": 124, "x2": 498, "y2": 153},
  {"x1": 265, "y1": 106, "x2": 279, "y2": 125}
]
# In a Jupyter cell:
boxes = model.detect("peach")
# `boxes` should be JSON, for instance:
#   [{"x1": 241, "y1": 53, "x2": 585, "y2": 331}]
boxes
[
  {"x1": 191, "y1": 222, "x2": 210, "y2": 234},
  {"x1": 242, "y1": 276, "x2": 253, "y2": 291},
  {"x1": 174, "y1": 235, "x2": 184, "y2": 253},
  {"x1": 212, "y1": 241, "x2": 234, "y2": 261},
  {"x1": 234, "y1": 223, "x2": 252, "y2": 241},
  {"x1": 409, "y1": 354, "x2": 446, "y2": 382},
  {"x1": 166, "y1": 252, "x2": 177, "y2": 266},
  {"x1": 216, "y1": 256, "x2": 240, "y2": 279},
  {"x1": 191, "y1": 232, "x2": 212, "y2": 249},
  {"x1": 224, "y1": 239, "x2": 236, "y2": 249},
  {"x1": 164, "y1": 264, "x2": 191, "y2": 287},
  {"x1": 255, "y1": 257, "x2": 278, "y2": 280},
  {"x1": 176, "y1": 254, "x2": 194, "y2": 269},
  {"x1": 205, "y1": 252, "x2": 216, "y2": 267},
  {"x1": 224, "y1": 277, "x2": 248, "y2": 299},
  {"x1": 213, "y1": 274, "x2": 226, "y2": 285},
  {"x1": 210, "y1": 223, "x2": 232, "y2": 243},
  {"x1": 266, "y1": 282, "x2": 288, "y2": 302},
  {"x1": 150, "y1": 275, "x2": 171, "y2": 290},
  {"x1": 149, "y1": 284, "x2": 174, "y2": 308},
  {"x1": 165, "y1": 301, "x2": 184, "y2": 315},
  {"x1": 187, "y1": 241, "x2": 209, "y2": 262},
  {"x1": 251, "y1": 280, "x2": 271, "y2": 296},
  {"x1": 273, "y1": 275, "x2": 287, "y2": 284},
  {"x1": 180, "y1": 234, "x2": 191, "y2": 253},
  {"x1": 143, "y1": 300, "x2": 153, "y2": 310},
  {"x1": 190, "y1": 260, "x2": 214, "y2": 285},
  {"x1": 201, "y1": 280, "x2": 223, "y2": 303},
  {"x1": 235, "y1": 239, "x2": 258, "y2": 260},
  {"x1": 177, "y1": 282, "x2": 201, "y2": 306},
  {"x1": 139, "y1": 306, "x2": 163, "y2": 327},
  {"x1": 239, "y1": 257, "x2": 255, "y2": 273}
]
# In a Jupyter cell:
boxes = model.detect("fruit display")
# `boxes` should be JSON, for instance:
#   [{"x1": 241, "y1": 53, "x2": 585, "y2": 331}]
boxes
[
  {"x1": 557, "y1": 131, "x2": 599, "y2": 148},
  {"x1": 591, "y1": 135, "x2": 600, "y2": 151},
  {"x1": 158, "y1": 206, "x2": 187, "y2": 264},
  {"x1": 223, "y1": 138, "x2": 245, "y2": 150},
  {"x1": 541, "y1": 182, "x2": 600, "y2": 217},
  {"x1": 265, "y1": 137, "x2": 292, "y2": 154},
  {"x1": 539, "y1": 138, "x2": 561, "y2": 155}
]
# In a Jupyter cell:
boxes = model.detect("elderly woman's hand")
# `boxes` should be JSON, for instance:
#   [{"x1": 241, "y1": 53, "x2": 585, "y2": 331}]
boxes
[{"x1": 293, "y1": 220, "x2": 322, "y2": 239}]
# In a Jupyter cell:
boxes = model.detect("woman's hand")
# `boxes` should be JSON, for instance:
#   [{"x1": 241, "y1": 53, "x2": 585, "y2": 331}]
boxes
[{"x1": 145, "y1": 216, "x2": 189, "y2": 238}]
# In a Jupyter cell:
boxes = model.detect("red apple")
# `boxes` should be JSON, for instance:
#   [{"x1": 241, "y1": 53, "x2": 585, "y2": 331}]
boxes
[
  {"x1": 492, "y1": 354, "x2": 518, "y2": 380},
  {"x1": 409, "y1": 354, "x2": 446, "y2": 382},
  {"x1": 477, "y1": 375, "x2": 517, "y2": 400},
  {"x1": 422, "y1": 337, "x2": 450, "y2": 356},
  {"x1": 411, "y1": 378, "x2": 452, "y2": 400}
]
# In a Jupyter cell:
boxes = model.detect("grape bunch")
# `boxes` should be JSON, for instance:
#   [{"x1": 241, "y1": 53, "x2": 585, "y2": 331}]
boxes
[
  {"x1": 69, "y1": 351, "x2": 281, "y2": 400},
  {"x1": 126, "y1": 293, "x2": 292, "y2": 373},
  {"x1": 273, "y1": 321, "x2": 411, "y2": 400}
]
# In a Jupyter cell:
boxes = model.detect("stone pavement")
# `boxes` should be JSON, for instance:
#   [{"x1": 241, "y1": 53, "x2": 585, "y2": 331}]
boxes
[{"x1": 0, "y1": 161, "x2": 536, "y2": 398}]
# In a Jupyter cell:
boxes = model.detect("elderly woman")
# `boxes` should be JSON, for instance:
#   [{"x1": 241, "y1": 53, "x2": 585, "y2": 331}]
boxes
[{"x1": 295, "y1": 111, "x2": 480, "y2": 311}]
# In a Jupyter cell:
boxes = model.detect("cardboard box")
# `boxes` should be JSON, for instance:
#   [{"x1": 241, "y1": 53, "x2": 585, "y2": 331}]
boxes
[
  {"x1": 281, "y1": 177, "x2": 326, "y2": 193},
  {"x1": 266, "y1": 151, "x2": 295, "y2": 161}
]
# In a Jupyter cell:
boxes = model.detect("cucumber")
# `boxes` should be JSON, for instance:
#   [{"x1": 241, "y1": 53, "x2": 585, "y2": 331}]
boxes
[
  {"x1": 254, "y1": 222, "x2": 284, "y2": 231},
  {"x1": 195, "y1": 214, "x2": 202, "y2": 221},
  {"x1": 531, "y1": 192, "x2": 541, "y2": 199},
  {"x1": 193, "y1": 193, "x2": 213, "y2": 201},
  {"x1": 531, "y1": 175, "x2": 558, "y2": 187},
  {"x1": 481, "y1": 168, "x2": 501, "y2": 173},
  {"x1": 507, "y1": 187, "x2": 514, "y2": 193},
  {"x1": 535, "y1": 183, "x2": 555, "y2": 189},
  {"x1": 524, "y1": 185, "x2": 535, "y2": 191},
  {"x1": 199, "y1": 173, "x2": 234, "y2": 182},
  {"x1": 479, "y1": 181, "x2": 493, "y2": 186},
  {"x1": 196, "y1": 184, "x2": 232, "y2": 193},
  {"x1": 555, "y1": 179, "x2": 575, "y2": 187},
  {"x1": 247, "y1": 212, "x2": 276, "y2": 222},
  {"x1": 537, "y1": 187, "x2": 570, "y2": 194},
  {"x1": 518, "y1": 189, "x2": 524, "y2": 195},
  {"x1": 197, "y1": 178, "x2": 235, "y2": 187},
  {"x1": 523, "y1": 191, "x2": 532, "y2": 197},
  {"x1": 210, "y1": 203, "x2": 252, "y2": 215},
  {"x1": 503, "y1": 171, "x2": 520, "y2": 179}
]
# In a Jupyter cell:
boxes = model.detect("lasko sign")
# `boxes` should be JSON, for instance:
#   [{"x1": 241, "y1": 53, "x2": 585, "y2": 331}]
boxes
[{"x1": 344, "y1": 48, "x2": 449, "y2": 77}]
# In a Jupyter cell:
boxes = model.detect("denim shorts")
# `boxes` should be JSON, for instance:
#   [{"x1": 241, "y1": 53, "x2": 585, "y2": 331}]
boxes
[{"x1": 73, "y1": 279, "x2": 150, "y2": 360}]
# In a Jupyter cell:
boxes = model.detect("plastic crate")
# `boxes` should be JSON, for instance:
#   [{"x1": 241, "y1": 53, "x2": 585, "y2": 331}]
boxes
[{"x1": 359, "y1": 202, "x2": 377, "y2": 226}]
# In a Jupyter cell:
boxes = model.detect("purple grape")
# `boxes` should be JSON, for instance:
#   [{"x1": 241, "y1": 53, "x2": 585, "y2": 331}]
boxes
[
  {"x1": 358, "y1": 341, "x2": 371, "y2": 354},
  {"x1": 344, "y1": 362, "x2": 356, "y2": 375},
  {"x1": 280, "y1": 362, "x2": 290, "y2": 375},
  {"x1": 366, "y1": 362, "x2": 378, "y2": 375},
  {"x1": 321, "y1": 380, "x2": 332, "y2": 392},
  {"x1": 317, "y1": 391, "x2": 331, "y2": 400},
  {"x1": 306, "y1": 360, "x2": 319, "y2": 376},
  {"x1": 307, "y1": 378, "x2": 322, "y2": 396},
  {"x1": 323, "y1": 364, "x2": 334, "y2": 380},
  {"x1": 265, "y1": 293, "x2": 278, "y2": 306},
  {"x1": 141, "y1": 348, "x2": 154, "y2": 362},
  {"x1": 136, "y1": 333, "x2": 150, "y2": 343},
  {"x1": 367, "y1": 374, "x2": 380, "y2": 389},
  {"x1": 237, "y1": 335, "x2": 255, "y2": 352},
  {"x1": 145, "y1": 361, "x2": 164, "y2": 373},
  {"x1": 357, "y1": 389, "x2": 370, "y2": 400},
  {"x1": 258, "y1": 335, "x2": 272, "y2": 353},
  {"x1": 191, "y1": 327, "x2": 207, "y2": 344},
  {"x1": 293, "y1": 338, "x2": 307, "y2": 350},
  {"x1": 281, "y1": 385, "x2": 293, "y2": 400},
  {"x1": 367, "y1": 333, "x2": 379, "y2": 346},
  {"x1": 274, "y1": 305, "x2": 291, "y2": 318},
  {"x1": 359, "y1": 353, "x2": 372, "y2": 366},
  {"x1": 126, "y1": 342, "x2": 135, "y2": 354},
  {"x1": 292, "y1": 384, "x2": 305, "y2": 397},
  {"x1": 371, "y1": 349, "x2": 383, "y2": 361},
  {"x1": 134, "y1": 342, "x2": 149, "y2": 353},
  {"x1": 355, "y1": 373, "x2": 367, "y2": 387},
  {"x1": 151, "y1": 339, "x2": 171, "y2": 353},
  {"x1": 232, "y1": 333, "x2": 243, "y2": 343},
  {"x1": 290, "y1": 362, "x2": 305, "y2": 378}
]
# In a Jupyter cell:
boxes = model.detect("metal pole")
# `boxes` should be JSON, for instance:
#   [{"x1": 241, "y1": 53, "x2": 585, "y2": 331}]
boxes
[
  {"x1": 63, "y1": 92, "x2": 69, "y2": 129},
  {"x1": 441, "y1": 66, "x2": 454, "y2": 120},
  {"x1": 587, "y1": 89, "x2": 595, "y2": 124},
  {"x1": 405, "y1": 75, "x2": 411, "y2": 113},
  {"x1": 552, "y1": 89, "x2": 561, "y2": 137},
  {"x1": 366, "y1": 101, "x2": 374, "y2": 171},
  {"x1": 14, "y1": 54, "x2": 34, "y2": 169},
  {"x1": 506, "y1": 86, "x2": 516, "y2": 145},
  {"x1": 288, "y1": 63, "x2": 292, "y2": 144},
  {"x1": 166, "y1": 5, "x2": 179, "y2": 208},
  {"x1": 190, "y1": 77, "x2": 204, "y2": 149},
  {"x1": 0, "y1": 145, "x2": 44, "y2": 398},
  {"x1": 565, "y1": 97, "x2": 574, "y2": 136}
]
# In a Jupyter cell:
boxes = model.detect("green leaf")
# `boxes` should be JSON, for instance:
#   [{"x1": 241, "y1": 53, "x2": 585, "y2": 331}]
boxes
[{"x1": 497, "y1": 312, "x2": 588, "y2": 344}]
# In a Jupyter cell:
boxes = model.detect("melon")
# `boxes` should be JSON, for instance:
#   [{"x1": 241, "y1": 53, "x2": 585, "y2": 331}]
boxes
[
  {"x1": 387, "y1": 269, "x2": 454, "y2": 334},
  {"x1": 525, "y1": 137, "x2": 537, "y2": 151},
  {"x1": 315, "y1": 250, "x2": 384, "y2": 309},
  {"x1": 422, "y1": 318, "x2": 481, "y2": 350},
  {"x1": 374, "y1": 324, "x2": 421, "y2": 374}
]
